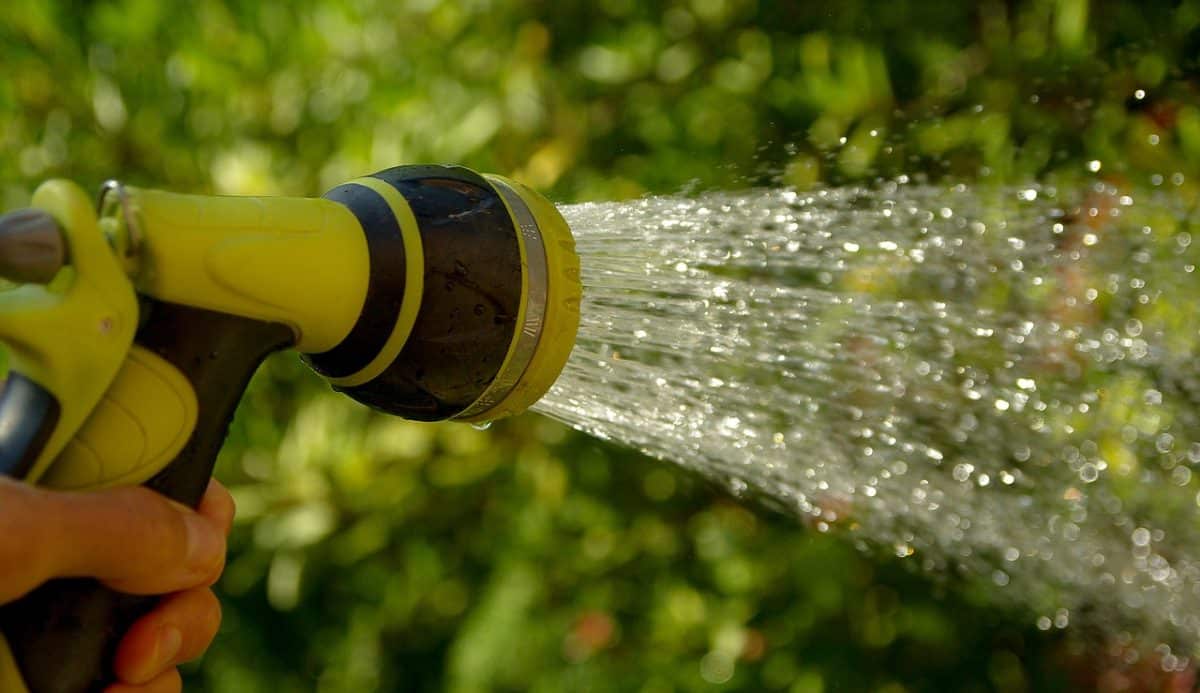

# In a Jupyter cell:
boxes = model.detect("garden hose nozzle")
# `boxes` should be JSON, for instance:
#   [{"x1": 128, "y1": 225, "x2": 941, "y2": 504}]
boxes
[
  {"x1": 0, "y1": 164, "x2": 580, "y2": 693},
  {"x1": 305, "y1": 165, "x2": 582, "y2": 424}
]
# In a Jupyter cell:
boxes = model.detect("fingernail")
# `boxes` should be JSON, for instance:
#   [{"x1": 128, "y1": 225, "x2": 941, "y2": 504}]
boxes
[
  {"x1": 156, "y1": 626, "x2": 183, "y2": 670},
  {"x1": 184, "y1": 513, "x2": 222, "y2": 574},
  {"x1": 134, "y1": 625, "x2": 182, "y2": 683}
]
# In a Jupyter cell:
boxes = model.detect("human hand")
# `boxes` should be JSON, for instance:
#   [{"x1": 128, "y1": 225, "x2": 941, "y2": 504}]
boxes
[{"x1": 0, "y1": 478, "x2": 234, "y2": 693}]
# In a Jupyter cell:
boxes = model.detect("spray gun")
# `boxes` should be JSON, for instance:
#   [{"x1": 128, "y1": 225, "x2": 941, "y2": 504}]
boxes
[{"x1": 0, "y1": 165, "x2": 581, "y2": 692}]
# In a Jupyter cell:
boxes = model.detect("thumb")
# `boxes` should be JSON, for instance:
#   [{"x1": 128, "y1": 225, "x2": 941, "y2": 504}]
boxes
[{"x1": 0, "y1": 480, "x2": 226, "y2": 602}]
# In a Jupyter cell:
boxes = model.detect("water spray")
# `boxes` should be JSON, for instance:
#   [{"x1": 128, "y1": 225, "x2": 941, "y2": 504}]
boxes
[
  {"x1": 0, "y1": 165, "x2": 580, "y2": 692},
  {"x1": 534, "y1": 182, "x2": 1200, "y2": 669}
]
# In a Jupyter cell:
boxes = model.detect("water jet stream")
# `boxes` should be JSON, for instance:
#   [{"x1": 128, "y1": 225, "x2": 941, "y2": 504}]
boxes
[{"x1": 534, "y1": 180, "x2": 1200, "y2": 661}]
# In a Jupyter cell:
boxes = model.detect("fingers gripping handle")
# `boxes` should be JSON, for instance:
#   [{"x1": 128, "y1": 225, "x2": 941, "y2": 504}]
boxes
[{"x1": 0, "y1": 302, "x2": 293, "y2": 692}]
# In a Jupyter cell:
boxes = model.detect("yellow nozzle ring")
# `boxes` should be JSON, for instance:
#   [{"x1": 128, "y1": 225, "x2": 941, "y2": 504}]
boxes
[{"x1": 455, "y1": 175, "x2": 581, "y2": 423}]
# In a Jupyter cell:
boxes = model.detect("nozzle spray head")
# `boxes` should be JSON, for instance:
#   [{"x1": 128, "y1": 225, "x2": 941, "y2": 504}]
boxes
[{"x1": 304, "y1": 165, "x2": 581, "y2": 423}]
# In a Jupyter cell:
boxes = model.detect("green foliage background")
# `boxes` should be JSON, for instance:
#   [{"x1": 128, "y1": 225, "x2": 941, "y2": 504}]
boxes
[{"x1": 3, "y1": 0, "x2": 1200, "y2": 690}]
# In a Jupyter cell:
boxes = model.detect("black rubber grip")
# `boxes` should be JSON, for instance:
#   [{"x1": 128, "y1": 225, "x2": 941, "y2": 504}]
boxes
[
  {"x1": 306, "y1": 182, "x2": 408, "y2": 379},
  {"x1": 0, "y1": 301, "x2": 293, "y2": 692},
  {"x1": 0, "y1": 372, "x2": 61, "y2": 479}
]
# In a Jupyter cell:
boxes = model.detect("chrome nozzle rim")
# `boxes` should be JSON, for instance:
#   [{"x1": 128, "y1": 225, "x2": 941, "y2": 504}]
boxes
[{"x1": 455, "y1": 178, "x2": 550, "y2": 420}]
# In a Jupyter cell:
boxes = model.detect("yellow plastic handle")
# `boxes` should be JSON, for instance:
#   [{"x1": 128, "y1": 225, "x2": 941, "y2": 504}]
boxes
[
  {"x1": 129, "y1": 188, "x2": 370, "y2": 353},
  {"x1": 0, "y1": 635, "x2": 29, "y2": 693},
  {"x1": 0, "y1": 180, "x2": 138, "y2": 483},
  {"x1": 40, "y1": 346, "x2": 198, "y2": 491}
]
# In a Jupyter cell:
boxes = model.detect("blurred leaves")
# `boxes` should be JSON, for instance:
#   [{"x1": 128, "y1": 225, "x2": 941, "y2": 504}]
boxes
[
  {"x1": 0, "y1": 0, "x2": 1194, "y2": 208},
  {"x1": 3, "y1": 0, "x2": 1200, "y2": 690}
]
